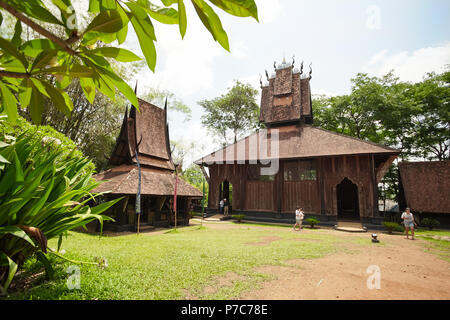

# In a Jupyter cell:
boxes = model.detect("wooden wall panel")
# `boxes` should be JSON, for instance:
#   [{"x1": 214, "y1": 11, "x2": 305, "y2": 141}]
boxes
[
  {"x1": 245, "y1": 181, "x2": 275, "y2": 211},
  {"x1": 282, "y1": 181, "x2": 320, "y2": 213}
]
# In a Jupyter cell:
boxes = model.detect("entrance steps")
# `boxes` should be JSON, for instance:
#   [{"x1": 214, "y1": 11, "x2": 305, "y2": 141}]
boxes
[{"x1": 335, "y1": 220, "x2": 367, "y2": 233}]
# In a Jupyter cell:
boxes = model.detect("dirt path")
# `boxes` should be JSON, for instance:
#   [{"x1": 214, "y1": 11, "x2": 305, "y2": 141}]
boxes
[{"x1": 194, "y1": 219, "x2": 450, "y2": 300}]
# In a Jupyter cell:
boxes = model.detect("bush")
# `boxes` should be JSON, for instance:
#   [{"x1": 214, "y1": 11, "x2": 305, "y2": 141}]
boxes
[
  {"x1": 0, "y1": 124, "x2": 121, "y2": 294},
  {"x1": 305, "y1": 218, "x2": 319, "y2": 228},
  {"x1": 232, "y1": 214, "x2": 246, "y2": 223},
  {"x1": 421, "y1": 218, "x2": 440, "y2": 230},
  {"x1": 383, "y1": 221, "x2": 400, "y2": 234}
]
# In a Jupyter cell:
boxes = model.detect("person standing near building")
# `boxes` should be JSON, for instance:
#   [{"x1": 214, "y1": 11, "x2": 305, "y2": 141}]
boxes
[
  {"x1": 219, "y1": 198, "x2": 224, "y2": 215},
  {"x1": 293, "y1": 206, "x2": 304, "y2": 231},
  {"x1": 223, "y1": 198, "x2": 229, "y2": 217},
  {"x1": 401, "y1": 207, "x2": 417, "y2": 240}
]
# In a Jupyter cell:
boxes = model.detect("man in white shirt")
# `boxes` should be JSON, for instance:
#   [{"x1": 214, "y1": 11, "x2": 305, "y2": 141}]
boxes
[
  {"x1": 219, "y1": 199, "x2": 224, "y2": 215},
  {"x1": 293, "y1": 207, "x2": 304, "y2": 231}
]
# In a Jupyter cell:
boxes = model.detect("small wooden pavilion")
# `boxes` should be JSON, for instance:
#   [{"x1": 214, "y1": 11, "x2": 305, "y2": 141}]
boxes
[
  {"x1": 93, "y1": 98, "x2": 202, "y2": 231},
  {"x1": 195, "y1": 60, "x2": 400, "y2": 226}
]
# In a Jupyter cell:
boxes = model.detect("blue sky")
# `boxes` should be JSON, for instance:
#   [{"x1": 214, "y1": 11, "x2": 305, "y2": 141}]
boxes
[{"x1": 125, "y1": 0, "x2": 450, "y2": 165}]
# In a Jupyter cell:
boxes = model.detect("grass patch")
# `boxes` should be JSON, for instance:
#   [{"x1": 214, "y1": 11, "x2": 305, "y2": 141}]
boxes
[
  {"x1": 415, "y1": 229, "x2": 450, "y2": 262},
  {"x1": 4, "y1": 225, "x2": 342, "y2": 300}
]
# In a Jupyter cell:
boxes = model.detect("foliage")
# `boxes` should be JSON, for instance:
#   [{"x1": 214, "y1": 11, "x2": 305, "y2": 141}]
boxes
[
  {"x1": 0, "y1": 0, "x2": 259, "y2": 124},
  {"x1": 382, "y1": 221, "x2": 400, "y2": 234},
  {"x1": 143, "y1": 87, "x2": 192, "y2": 121},
  {"x1": 305, "y1": 218, "x2": 319, "y2": 228},
  {"x1": 181, "y1": 164, "x2": 208, "y2": 205},
  {"x1": 200, "y1": 80, "x2": 260, "y2": 147},
  {"x1": 421, "y1": 218, "x2": 440, "y2": 231},
  {"x1": 232, "y1": 214, "x2": 245, "y2": 222},
  {"x1": 0, "y1": 125, "x2": 121, "y2": 294}
]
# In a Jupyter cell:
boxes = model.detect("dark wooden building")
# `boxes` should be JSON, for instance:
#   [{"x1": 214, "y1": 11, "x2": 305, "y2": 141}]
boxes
[
  {"x1": 399, "y1": 161, "x2": 450, "y2": 226},
  {"x1": 195, "y1": 61, "x2": 399, "y2": 226},
  {"x1": 93, "y1": 98, "x2": 202, "y2": 231}
]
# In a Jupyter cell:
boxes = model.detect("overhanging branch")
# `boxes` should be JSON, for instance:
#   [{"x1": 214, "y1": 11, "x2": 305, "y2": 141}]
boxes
[{"x1": 0, "y1": 0, "x2": 77, "y2": 56}]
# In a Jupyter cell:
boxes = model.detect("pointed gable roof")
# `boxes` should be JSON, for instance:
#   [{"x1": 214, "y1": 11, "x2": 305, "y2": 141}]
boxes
[{"x1": 109, "y1": 98, "x2": 174, "y2": 171}]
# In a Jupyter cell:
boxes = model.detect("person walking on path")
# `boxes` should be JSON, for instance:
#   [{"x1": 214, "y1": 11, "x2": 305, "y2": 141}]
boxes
[
  {"x1": 219, "y1": 198, "x2": 224, "y2": 215},
  {"x1": 401, "y1": 207, "x2": 417, "y2": 240},
  {"x1": 223, "y1": 198, "x2": 229, "y2": 217},
  {"x1": 293, "y1": 206, "x2": 304, "y2": 231}
]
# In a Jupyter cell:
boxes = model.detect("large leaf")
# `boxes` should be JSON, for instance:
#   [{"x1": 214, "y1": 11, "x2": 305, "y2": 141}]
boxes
[
  {"x1": 79, "y1": 77, "x2": 96, "y2": 104},
  {"x1": 88, "y1": 47, "x2": 142, "y2": 62},
  {"x1": 129, "y1": 13, "x2": 157, "y2": 72},
  {"x1": 35, "y1": 251, "x2": 54, "y2": 280},
  {"x1": 11, "y1": 19, "x2": 23, "y2": 46},
  {"x1": 0, "y1": 81, "x2": 19, "y2": 123},
  {"x1": 136, "y1": 0, "x2": 179, "y2": 24},
  {"x1": 0, "y1": 37, "x2": 28, "y2": 70},
  {"x1": 126, "y1": 2, "x2": 157, "y2": 41},
  {"x1": 192, "y1": 0, "x2": 229, "y2": 51},
  {"x1": 85, "y1": 10, "x2": 127, "y2": 34},
  {"x1": 178, "y1": 0, "x2": 187, "y2": 38},
  {"x1": 8, "y1": 0, "x2": 63, "y2": 26},
  {"x1": 20, "y1": 39, "x2": 63, "y2": 58},
  {"x1": 209, "y1": 0, "x2": 258, "y2": 21},
  {"x1": 0, "y1": 252, "x2": 17, "y2": 294},
  {"x1": 0, "y1": 226, "x2": 36, "y2": 248}
]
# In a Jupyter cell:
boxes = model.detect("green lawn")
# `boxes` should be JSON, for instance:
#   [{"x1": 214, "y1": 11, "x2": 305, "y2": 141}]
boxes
[
  {"x1": 5, "y1": 224, "x2": 345, "y2": 300},
  {"x1": 415, "y1": 229, "x2": 450, "y2": 262},
  {"x1": 5, "y1": 224, "x2": 448, "y2": 300}
]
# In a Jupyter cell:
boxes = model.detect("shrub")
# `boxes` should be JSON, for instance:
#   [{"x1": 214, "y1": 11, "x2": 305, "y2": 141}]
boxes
[
  {"x1": 421, "y1": 218, "x2": 440, "y2": 230},
  {"x1": 0, "y1": 129, "x2": 121, "y2": 294},
  {"x1": 305, "y1": 218, "x2": 319, "y2": 228},
  {"x1": 232, "y1": 214, "x2": 246, "y2": 223},
  {"x1": 383, "y1": 221, "x2": 400, "y2": 234}
]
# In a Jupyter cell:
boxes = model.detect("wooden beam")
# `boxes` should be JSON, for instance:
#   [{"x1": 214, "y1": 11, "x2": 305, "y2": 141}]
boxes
[{"x1": 199, "y1": 165, "x2": 210, "y2": 184}]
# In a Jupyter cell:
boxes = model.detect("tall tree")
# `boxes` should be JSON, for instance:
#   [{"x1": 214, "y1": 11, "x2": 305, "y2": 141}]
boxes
[{"x1": 200, "y1": 80, "x2": 260, "y2": 147}]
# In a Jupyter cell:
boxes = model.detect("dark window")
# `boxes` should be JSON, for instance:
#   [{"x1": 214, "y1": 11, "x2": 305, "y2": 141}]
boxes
[
  {"x1": 284, "y1": 160, "x2": 317, "y2": 181},
  {"x1": 247, "y1": 165, "x2": 276, "y2": 181}
]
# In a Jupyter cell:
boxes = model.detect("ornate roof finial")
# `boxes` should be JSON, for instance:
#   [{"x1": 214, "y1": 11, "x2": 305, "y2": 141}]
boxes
[
  {"x1": 308, "y1": 62, "x2": 313, "y2": 79},
  {"x1": 259, "y1": 74, "x2": 263, "y2": 88},
  {"x1": 292, "y1": 55, "x2": 295, "y2": 67},
  {"x1": 273, "y1": 61, "x2": 277, "y2": 71},
  {"x1": 300, "y1": 60, "x2": 304, "y2": 75},
  {"x1": 265, "y1": 69, "x2": 269, "y2": 81}
]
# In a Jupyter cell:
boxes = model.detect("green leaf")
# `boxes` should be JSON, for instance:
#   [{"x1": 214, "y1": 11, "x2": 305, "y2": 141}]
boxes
[
  {"x1": 30, "y1": 49, "x2": 59, "y2": 72},
  {"x1": 0, "y1": 37, "x2": 28, "y2": 70},
  {"x1": 29, "y1": 86, "x2": 44, "y2": 124},
  {"x1": 35, "y1": 65, "x2": 94, "y2": 77},
  {"x1": 126, "y1": 2, "x2": 157, "y2": 40},
  {"x1": 13, "y1": 150, "x2": 24, "y2": 182},
  {"x1": 88, "y1": 0, "x2": 117, "y2": 13},
  {"x1": 136, "y1": 1, "x2": 179, "y2": 24},
  {"x1": 192, "y1": 0, "x2": 229, "y2": 51},
  {"x1": 0, "y1": 226, "x2": 36, "y2": 247},
  {"x1": 178, "y1": 0, "x2": 187, "y2": 38},
  {"x1": 40, "y1": 80, "x2": 74, "y2": 116},
  {"x1": 11, "y1": 19, "x2": 23, "y2": 46},
  {"x1": 20, "y1": 39, "x2": 63, "y2": 58},
  {"x1": 209, "y1": 0, "x2": 259, "y2": 21},
  {"x1": 0, "y1": 81, "x2": 19, "y2": 123},
  {"x1": 35, "y1": 251, "x2": 54, "y2": 280},
  {"x1": 79, "y1": 77, "x2": 96, "y2": 104},
  {"x1": 18, "y1": 79, "x2": 32, "y2": 109},
  {"x1": 85, "y1": 10, "x2": 127, "y2": 34},
  {"x1": 88, "y1": 47, "x2": 142, "y2": 62},
  {"x1": 8, "y1": 0, "x2": 63, "y2": 26},
  {"x1": 129, "y1": 14, "x2": 157, "y2": 72},
  {"x1": 0, "y1": 253, "x2": 17, "y2": 293}
]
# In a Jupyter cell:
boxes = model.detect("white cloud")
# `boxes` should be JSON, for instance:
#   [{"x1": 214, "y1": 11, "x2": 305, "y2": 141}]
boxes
[{"x1": 363, "y1": 43, "x2": 450, "y2": 83}]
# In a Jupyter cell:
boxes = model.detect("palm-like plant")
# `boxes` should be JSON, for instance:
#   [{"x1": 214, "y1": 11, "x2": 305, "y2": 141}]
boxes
[{"x1": 0, "y1": 133, "x2": 120, "y2": 294}]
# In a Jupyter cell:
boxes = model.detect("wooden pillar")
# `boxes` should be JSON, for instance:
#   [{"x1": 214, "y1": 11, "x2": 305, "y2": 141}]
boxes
[
  {"x1": 319, "y1": 158, "x2": 325, "y2": 215},
  {"x1": 276, "y1": 161, "x2": 284, "y2": 214},
  {"x1": 240, "y1": 163, "x2": 247, "y2": 210},
  {"x1": 370, "y1": 154, "x2": 379, "y2": 217}
]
